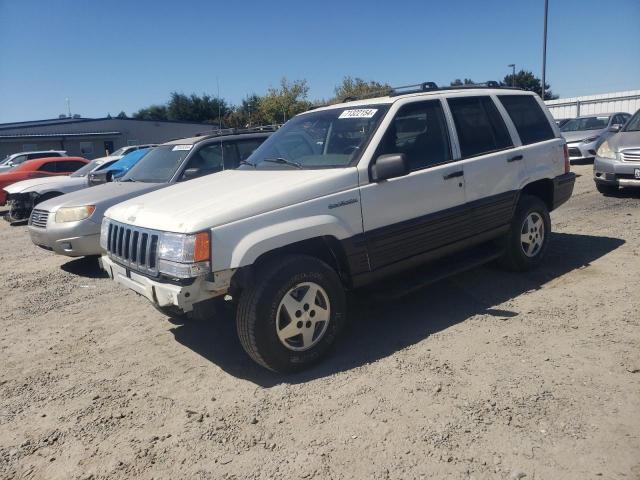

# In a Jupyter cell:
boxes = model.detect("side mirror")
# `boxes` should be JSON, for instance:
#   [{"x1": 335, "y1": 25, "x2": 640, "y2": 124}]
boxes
[
  {"x1": 182, "y1": 167, "x2": 201, "y2": 180},
  {"x1": 609, "y1": 124, "x2": 622, "y2": 133},
  {"x1": 371, "y1": 153, "x2": 409, "y2": 182}
]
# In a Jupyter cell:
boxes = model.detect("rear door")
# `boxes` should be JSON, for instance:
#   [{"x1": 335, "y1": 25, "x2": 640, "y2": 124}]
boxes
[
  {"x1": 448, "y1": 95, "x2": 522, "y2": 233},
  {"x1": 359, "y1": 99, "x2": 467, "y2": 271}
]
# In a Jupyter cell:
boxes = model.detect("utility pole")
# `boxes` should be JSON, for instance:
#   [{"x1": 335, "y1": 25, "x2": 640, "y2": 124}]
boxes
[
  {"x1": 65, "y1": 97, "x2": 71, "y2": 118},
  {"x1": 541, "y1": 0, "x2": 549, "y2": 100},
  {"x1": 508, "y1": 64, "x2": 516, "y2": 87}
]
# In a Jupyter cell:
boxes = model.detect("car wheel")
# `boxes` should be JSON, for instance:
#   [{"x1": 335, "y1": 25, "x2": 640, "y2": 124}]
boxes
[
  {"x1": 498, "y1": 194, "x2": 551, "y2": 272},
  {"x1": 236, "y1": 254, "x2": 346, "y2": 373},
  {"x1": 596, "y1": 183, "x2": 618, "y2": 196}
]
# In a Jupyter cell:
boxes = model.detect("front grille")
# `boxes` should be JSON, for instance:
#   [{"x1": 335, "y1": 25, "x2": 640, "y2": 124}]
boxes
[
  {"x1": 30, "y1": 209, "x2": 49, "y2": 228},
  {"x1": 568, "y1": 147, "x2": 582, "y2": 158},
  {"x1": 621, "y1": 150, "x2": 640, "y2": 162},
  {"x1": 106, "y1": 221, "x2": 160, "y2": 275}
]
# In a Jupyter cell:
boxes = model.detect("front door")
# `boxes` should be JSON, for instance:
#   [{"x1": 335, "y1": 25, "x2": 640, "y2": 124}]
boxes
[{"x1": 359, "y1": 99, "x2": 467, "y2": 272}]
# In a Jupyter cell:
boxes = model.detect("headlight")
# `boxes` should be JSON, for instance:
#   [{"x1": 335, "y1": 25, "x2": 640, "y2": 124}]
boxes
[
  {"x1": 157, "y1": 231, "x2": 210, "y2": 278},
  {"x1": 55, "y1": 205, "x2": 96, "y2": 223},
  {"x1": 596, "y1": 141, "x2": 617, "y2": 160},
  {"x1": 582, "y1": 136, "x2": 599, "y2": 144},
  {"x1": 100, "y1": 218, "x2": 110, "y2": 250}
]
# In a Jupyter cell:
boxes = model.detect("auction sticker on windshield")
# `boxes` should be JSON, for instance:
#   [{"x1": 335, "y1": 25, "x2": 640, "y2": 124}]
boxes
[
  {"x1": 172, "y1": 145, "x2": 193, "y2": 151},
  {"x1": 339, "y1": 109, "x2": 378, "y2": 119}
]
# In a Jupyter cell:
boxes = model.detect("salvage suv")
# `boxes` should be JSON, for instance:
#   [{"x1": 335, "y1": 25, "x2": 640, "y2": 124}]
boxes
[{"x1": 100, "y1": 84, "x2": 575, "y2": 373}]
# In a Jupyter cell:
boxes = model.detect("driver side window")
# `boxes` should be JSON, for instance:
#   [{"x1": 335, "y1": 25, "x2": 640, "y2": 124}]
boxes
[
  {"x1": 375, "y1": 100, "x2": 452, "y2": 171},
  {"x1": 180, "y1": 143, "x2": 224, "y2": 180}
]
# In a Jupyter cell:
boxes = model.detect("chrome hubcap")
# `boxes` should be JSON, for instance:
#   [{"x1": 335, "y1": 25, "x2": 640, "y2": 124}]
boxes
[
  {"x1": 520, "y1": 212, "x2": 545, "y2": 257},
  {"x1": 276, "y1": 282, "x2": 330, "y2": 351}
]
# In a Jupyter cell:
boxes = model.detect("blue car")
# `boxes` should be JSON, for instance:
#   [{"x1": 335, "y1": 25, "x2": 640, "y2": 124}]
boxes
[{"x1": 87, "y1": 148, "x2": 150, "y2": 185}]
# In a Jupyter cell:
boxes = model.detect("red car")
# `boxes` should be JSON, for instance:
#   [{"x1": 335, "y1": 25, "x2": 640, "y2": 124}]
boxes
[{"x1": 0, "y1": 156, "x2": 89, "y2": 205}]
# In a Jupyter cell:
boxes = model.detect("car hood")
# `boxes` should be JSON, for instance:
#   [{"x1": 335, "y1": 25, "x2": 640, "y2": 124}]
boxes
[
  {"x1": 105, "y1": 168, "x2": 360, "y2": 233},
  {"x1": 37, "y1": 181, "x2": 164, "y2": 215},
  {"x1": 562, "y1": 129, "x2": 605, "y2": 143},
  {"x1": 607, "y1": 131, "x2": 640, "y2": 151},
  {"x1": 4, "y1": 175, "x2": 79, "y2": 194}
]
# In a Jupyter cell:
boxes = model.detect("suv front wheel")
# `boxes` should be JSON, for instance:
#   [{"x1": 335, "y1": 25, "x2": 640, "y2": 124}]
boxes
[
  {"x1": 236, "y1": 254, "x2": 346, "y2": 373},
  {"x1": 498, "y1": 194, "x2": 551, "y2": 271}
]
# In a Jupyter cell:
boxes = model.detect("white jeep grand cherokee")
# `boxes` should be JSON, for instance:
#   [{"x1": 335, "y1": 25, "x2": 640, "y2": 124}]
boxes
[{"x1": 100, "y1": 84, "x2": 575, "y2": 372}]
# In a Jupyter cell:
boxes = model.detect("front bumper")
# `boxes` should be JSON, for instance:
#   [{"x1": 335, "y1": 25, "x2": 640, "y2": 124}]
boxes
[
  {"x1": 28, "y1": 216, "x2": 102, "y2": 257},
  {"x1": 100, "y1": 255, "x2": 229, "y2": 312},
  {"x1": 566, "y1": 140, "x2": 598, "y2": 162},
  {"x1": 593, "y1": 155, "x2": 640, "y2": 188}
]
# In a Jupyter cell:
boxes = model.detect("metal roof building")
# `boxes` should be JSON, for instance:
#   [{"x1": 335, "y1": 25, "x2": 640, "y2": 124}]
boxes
[
  {"x1": 0, "y1": 117, "x2": 219, "y2": 159},
  {"x1": 545, "y1": 90, "x2": 640, "y2": 119}
]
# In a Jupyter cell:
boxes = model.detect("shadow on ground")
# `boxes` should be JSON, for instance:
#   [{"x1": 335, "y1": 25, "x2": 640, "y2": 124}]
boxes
[
  {"x1": 169, "y1": 232, "x2": 624, "y2": 387},
  {"x1": 60, "y1": 256, "x2": 108, "y2": 278}
]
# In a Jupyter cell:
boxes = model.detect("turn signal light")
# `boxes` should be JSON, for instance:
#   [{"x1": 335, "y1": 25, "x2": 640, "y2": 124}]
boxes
[
  {"x1": 193, "y1": 232, "x2": 210, "y2": 262},
  {"x1": 563, "y1": 144, "x2": 570, "y2": 173}
]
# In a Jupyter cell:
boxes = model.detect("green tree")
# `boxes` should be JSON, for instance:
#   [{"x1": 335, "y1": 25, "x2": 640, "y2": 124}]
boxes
[
  {"x1": 132, "y1": 105, "x2": 169, "y2": 121},
  {"x1": 167, "y1": 92, "x2": 230, "y2": 125},
  {"x1": 116, "y1": 111, "x2": 128, "y2": 119},
  {"x1": 332, "y1": 76, "x2": 391, "y2": 103},
  {"x1": 450, "y1": 78, "x2": 475, "y2": 86},
  {"x1": 259, "y1": 78, "x2": 312, "y2": 124},
  {"x1": 502, "y1": 70, "x2": 558, "y2": 100},
  {"x1": 224, "y1": 94, "x2": 266, "y2": 128}
]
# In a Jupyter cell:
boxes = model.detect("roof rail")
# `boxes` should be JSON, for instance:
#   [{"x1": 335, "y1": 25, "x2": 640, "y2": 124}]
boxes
[{"x1": 194, "y1": 124, "x2": 281, "y2": 140}]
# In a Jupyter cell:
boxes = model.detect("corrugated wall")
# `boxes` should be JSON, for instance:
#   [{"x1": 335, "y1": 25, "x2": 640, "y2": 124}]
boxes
[{"x1": 545, "y1": 90, "x2": 640, "y2": 119}]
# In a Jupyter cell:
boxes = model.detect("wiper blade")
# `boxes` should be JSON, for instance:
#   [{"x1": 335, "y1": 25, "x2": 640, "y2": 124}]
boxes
[
  {"x1": 262, "y1": 157, "x2": 303, "y2": 169},
  {"x1": 239, "y1": 160, "x2": 256, "y2": 167},
  {"x1": 121, "y1": 178, "x2": 137, "y2": 182}
]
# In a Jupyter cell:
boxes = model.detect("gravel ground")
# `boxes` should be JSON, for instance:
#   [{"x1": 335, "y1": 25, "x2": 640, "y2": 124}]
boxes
[{"x1": 1, "y1": 163, "x2": 639, "y2": 480}]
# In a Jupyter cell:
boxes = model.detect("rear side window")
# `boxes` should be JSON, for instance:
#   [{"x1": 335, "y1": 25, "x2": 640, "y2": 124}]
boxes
[
  {"x1": 498, "y1": 95, "x2": 555, "y2": 145},
  {"x1": 57, "y1": 160, "x2": 86, "y2": 172},
  {"x1": 448, "y1": 96, "x2": 513, "y2": 158},
  {"x1": 38, "y1": 162, "x2": 58, "y2": 173}
]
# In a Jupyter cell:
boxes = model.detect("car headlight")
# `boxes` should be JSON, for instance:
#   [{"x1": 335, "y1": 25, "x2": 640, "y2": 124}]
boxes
[
  {"x1": 100, "y1": 218, "x2": 110, "y2": 250},
  {"x1": 582, "y1": 136, "x2": 599, "y2": 144},
  {"x1": 55, "y1": 205, "x2": 96, "y2": 223},
  {"x1": 157, "y1": 231, "x2": 210, "y2": 278},
  {"x1": 596, "y1": 141, "x2": 617, "y2": 160}
]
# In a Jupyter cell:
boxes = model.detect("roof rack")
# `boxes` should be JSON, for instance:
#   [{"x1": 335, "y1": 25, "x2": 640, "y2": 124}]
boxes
[{"x1": 193, "y1": 124, "x2": 281, "y2": 140}]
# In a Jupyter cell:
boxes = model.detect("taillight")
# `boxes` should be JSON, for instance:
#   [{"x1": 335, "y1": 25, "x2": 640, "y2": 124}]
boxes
[{"x1": 563, "y1": 144, "x2": 570, "y2": 173}]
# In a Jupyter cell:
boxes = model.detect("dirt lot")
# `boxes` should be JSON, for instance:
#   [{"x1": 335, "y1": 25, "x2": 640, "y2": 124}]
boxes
[{"x1": 1, "y1": 163, "x2": 639, "y2": 480}]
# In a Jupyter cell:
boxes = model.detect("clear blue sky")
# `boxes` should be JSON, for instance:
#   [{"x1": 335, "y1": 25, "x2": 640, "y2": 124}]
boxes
[{"x1": 1, "y1": 0, "x2": 639, "y2": 123}]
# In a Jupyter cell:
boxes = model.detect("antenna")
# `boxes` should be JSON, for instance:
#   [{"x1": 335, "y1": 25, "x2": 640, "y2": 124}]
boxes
[{"x1": 216, "y1": 77, "x2": 221, "y2": 131}]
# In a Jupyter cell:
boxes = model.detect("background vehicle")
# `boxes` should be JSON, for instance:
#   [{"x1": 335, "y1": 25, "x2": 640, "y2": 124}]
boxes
[
  {"x1": 28, "y1": 129, "x2": 272, "y2": 257},
  {"x1": 0, "y1": 157, "x2": 88, "y2": 205},
  {"x1": 594, "y1": 108, "x2": 640, "y2": 195},
  {"x1": 3, "y1": 156, "x2": 119, "y2": 221},
  {"x1": 561, "y1": 112, "x2": 631, "y2": 162},
  {"x1": 108, "y1": 144, "x2": 157, "y2": 157},
  {"x1": 88, "y1": 148, "x2": 151, "y2": 186},
  {"x1": 0, "y1": 150, "x2": 67, "y2": 172},
  {"x1": 99, "y1": 84, "x2": 575, "y2": 373},
  {"x1": 555, "y1": 118, "x2": 571, "y2": 128}
]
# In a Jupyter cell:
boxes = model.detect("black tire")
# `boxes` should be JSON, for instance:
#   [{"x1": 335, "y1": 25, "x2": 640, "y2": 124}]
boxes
[
  {"x1": 596, "y1": 183, "x2": 618, "y2": 196},
  {"x1": 236, "y1": 254, "x2": 346, "y2": 373},
  {"x1": 498, "y1": 194, "x2": 551, "y2": 272}
]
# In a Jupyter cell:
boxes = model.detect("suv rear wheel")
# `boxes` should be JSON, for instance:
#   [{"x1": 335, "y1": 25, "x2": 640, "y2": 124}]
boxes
[
  {"x1": 498, "y1": 194, "x2": 551, "y2": 271},
  {"x1": 236, "y1": 254, "x2": 346, "y2": 373}
]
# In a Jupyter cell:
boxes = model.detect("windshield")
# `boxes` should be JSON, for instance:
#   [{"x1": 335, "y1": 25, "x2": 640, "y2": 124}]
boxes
[
  {"x1": 244, "y1": 105, "x2": 389, "y2": 169},
  {"x1": 71, "y1": 159, "x2": 101, "y2": 177},
  {"x1": 623, "y1": 110, "x2": 640, "y2": 132},
  {"x1": 561, "y1": 116, "x2": 610, "y2": 132},
  {"x1": 110, "y1": 147, "x2": 129, "y2": 156},
  {"x1": 119, "y1": 145, "x2": 191, "y2": 183}
]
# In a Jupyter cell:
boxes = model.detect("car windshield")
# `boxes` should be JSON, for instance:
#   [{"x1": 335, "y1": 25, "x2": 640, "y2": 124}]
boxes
[
  {"x1": 110, "y1": 147, "x2": 129, "y2": 156},
  {"x1": 119, "y1": 145, "x2": 191, "y2": 183},
  {"x1": 623, "y1": 111, "x2": 640, "y2": 132},
  {"x1": 561, "y1": 116, "x2": 610, "y2": 132},
  {"x1": 244, "y1": 105, "x2": 389, "y2": 169},
  {"x1": 70, "y1": 159, "x2": 101, "y2": 177}
]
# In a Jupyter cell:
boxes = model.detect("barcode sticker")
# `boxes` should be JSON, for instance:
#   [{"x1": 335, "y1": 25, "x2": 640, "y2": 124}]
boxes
[
  {"x1": 172, "y1": 145, "x2": 193, "y2": 151},
  {"x1": 338, "y1": 109, "x2": 378, "y2": 119}
]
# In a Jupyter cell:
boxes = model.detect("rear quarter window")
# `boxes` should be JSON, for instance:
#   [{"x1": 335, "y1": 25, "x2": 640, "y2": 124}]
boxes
[{"x1": 498, "y1": 95, "x2": 555, "y2": 145}]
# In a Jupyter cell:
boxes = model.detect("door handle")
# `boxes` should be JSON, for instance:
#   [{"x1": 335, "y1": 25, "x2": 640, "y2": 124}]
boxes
[
  {"x1": 443, "y1": 170, "x2": 464, "y2": 180},
  {"x1": 507, "y1": 154, "x2": 524, "y2": 163}
]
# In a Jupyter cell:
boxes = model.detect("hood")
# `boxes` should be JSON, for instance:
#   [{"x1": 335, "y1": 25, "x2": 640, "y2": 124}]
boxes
[
  {"x1": 562, "y1": 129, "x2": 605, "y2": 143},
  {"x1": 37, "y1": 181, "x2": 163, "y2": 216},
  {"x1": 607, "y1": 130, "x2": 640, "y2": 151},
  {"x1": 105, "y1": 168, "x2": 359, "y2": 233},
  {"x1": 4, "y1": 175, "x2": 79, "y2": 194}
]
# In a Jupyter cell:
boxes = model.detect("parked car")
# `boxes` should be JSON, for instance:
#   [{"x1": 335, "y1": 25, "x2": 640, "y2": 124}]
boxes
[
  {"x1": 594, "y1": 108, "x2": 640, "y2": 195},
  {"x1": 561, "y1": 112, "x2": 631, "y2": 162},
  {"x1": 88, "y1": 148, "x2": 151, "y2": 186},
  {"x1": 0, "y1": 150, "x2": 67, "y2": 172},
  {"x1": 3, "y1": 156, "x2": 120, "y2": 221},
  {"x1": 28, "y1": 130, "x2": 272, "y2": 257},
  {"x1": 98, "y1": 85, "x2": 575, "y2": 372},
  {"x1": 0, "y1": 157, "x2": 89, "y2": 206},
  {"x1": 555, "y1": 118, "x2": 571, "y2": 128},
  {"x1": 108, "y1": 144, "x2": 157, "y2": 157}
]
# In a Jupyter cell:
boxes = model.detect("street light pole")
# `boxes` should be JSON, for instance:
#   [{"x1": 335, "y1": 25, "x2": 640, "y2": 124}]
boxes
[
  {"x1": 541, "y1": 0, "x2": 549, "y2": 100},
  {"x1": 508, "y1": 64, "x2": 516, "y2": 87}
]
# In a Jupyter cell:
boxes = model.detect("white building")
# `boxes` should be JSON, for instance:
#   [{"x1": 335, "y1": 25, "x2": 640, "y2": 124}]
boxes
[{"x1": 545, "y1": 90, "x2": 640, "y2": 119}]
